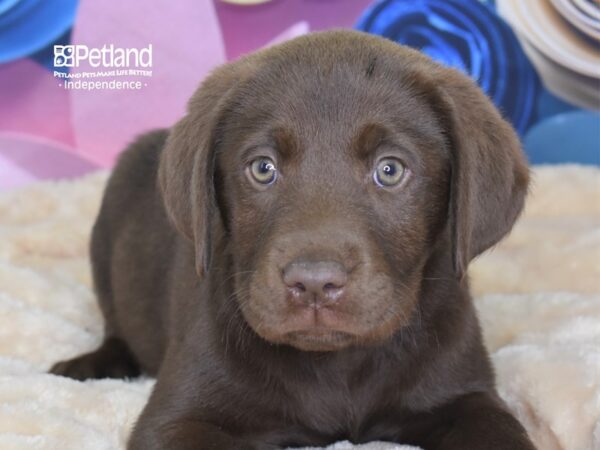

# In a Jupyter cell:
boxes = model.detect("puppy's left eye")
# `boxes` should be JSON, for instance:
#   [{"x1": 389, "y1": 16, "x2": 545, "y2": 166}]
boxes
[
  {"x1": 373, "y1": 158, "x2": 405, "y2": 187},
  {"x1": 248, "y1": 157, "x2": 278, "y2": 185}
]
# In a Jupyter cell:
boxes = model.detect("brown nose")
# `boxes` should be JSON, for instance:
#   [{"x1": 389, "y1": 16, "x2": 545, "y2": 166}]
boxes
[{"x1": 282, "y1": 260, "x2": 347, "y2": 307}]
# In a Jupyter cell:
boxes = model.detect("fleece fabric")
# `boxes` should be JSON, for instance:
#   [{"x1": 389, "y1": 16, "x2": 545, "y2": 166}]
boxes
[{"x1": 0, "y1": 165, "x2": 598, "y2": 450}]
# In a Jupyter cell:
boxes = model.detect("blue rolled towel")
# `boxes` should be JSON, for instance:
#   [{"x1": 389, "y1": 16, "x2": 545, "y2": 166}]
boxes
[{"x1": 356, "y1": 0, "x2": 542, "y2": 135}]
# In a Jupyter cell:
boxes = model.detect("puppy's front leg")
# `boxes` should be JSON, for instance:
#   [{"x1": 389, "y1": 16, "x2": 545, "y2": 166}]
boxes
[
  {"x1": 129, "y1": 418, "x2": 263, "y2": 450},
  {"x1": 411, "y1": 392, "x2": 536, "y2": 450},
  {"x1": 128, "y1": 364, "x2": 279, "y2": 450}
]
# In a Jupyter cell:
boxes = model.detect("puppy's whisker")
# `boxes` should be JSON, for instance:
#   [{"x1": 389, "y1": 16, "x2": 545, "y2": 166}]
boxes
[{"x1": 214, "y1": 269, "x2": 256, "y2": 296}]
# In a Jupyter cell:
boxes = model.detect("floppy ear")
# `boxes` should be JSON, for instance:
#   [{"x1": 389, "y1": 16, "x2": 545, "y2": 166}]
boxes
[
  {"x1": 158, "y1": 64, "x2": 243, "y2": 278},
  {"x1": 437, "y1": 72, "x2": 529, "y2": 279}
]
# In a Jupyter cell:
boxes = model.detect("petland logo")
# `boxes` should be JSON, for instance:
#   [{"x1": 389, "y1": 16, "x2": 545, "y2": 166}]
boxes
[
  {"x1": 54, "y1": 44, "x2": 152, "y2": 68},
  {"x1": 53, "y1": 44, "x2": 153, "y2": 91}
]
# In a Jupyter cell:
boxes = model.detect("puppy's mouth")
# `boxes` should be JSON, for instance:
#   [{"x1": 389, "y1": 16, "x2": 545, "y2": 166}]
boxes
[
  {"x1": 241, "y1": 265, "x2": 408, "y2": 352},
  {"x1": 282, "y1": 329, "x2": 356, "y2": 352}
]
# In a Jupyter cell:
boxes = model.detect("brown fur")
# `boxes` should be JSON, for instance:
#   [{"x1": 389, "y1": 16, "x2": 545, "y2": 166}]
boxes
[{"x1": 51, "y1": 30, "x2": 535, "y2": 449}]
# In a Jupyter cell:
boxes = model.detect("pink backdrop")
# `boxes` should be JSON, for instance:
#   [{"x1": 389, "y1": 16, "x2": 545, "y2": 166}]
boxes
[{"x1": 0, "y1": 0, "x2": 372, "y2": 190}]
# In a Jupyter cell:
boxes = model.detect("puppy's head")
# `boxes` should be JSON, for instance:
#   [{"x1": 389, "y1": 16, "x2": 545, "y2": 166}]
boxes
[{"x1": 159, "y1": 30, "x2": 528, "y2": 352}]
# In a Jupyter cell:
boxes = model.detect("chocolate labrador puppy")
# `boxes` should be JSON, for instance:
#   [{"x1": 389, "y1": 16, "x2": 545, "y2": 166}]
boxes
[{"x1": 51, "y1": 30, "x2": 535, "y2": 450}]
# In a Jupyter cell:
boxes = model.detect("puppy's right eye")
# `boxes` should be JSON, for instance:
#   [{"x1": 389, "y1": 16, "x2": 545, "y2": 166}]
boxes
[{"x1": 248, "y1": 157, "x2": 278, "y2": 185}]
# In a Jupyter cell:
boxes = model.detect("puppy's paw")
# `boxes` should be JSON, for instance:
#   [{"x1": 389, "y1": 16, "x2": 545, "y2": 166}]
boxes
[
  {"x1": 50, "y1": 355, "x2": 101, "y2": 380},
  {"x1": 50, "y1": 337, "x2": 140, "y2": 380}
]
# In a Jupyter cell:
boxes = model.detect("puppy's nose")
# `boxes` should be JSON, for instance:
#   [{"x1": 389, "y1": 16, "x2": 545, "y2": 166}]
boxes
[{"x1": 282, "y1": 260, "x2": 347, "y2": 307}]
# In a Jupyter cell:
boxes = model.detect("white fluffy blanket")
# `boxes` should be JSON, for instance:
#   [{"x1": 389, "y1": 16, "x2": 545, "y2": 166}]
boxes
[{"x1": 0, "y1": 165, "x2": 598, "y2": 450}]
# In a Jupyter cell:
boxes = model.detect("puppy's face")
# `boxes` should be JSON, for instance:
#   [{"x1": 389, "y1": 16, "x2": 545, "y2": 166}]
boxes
[
  {"x1": 216, "y1": 56, "x2": 451, "y2": 351},
  {"x1": 160, "y1": 31, "x2": 528, "y2": 353}
]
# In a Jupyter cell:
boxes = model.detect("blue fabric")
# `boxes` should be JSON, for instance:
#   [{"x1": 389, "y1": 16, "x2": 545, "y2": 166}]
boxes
[
  {"x1": 0, "y1": 0, "x2": 78, "y2": 64},
  {"x1": 356, "y1": 0, "x2": 542, "y2": 136},
  {"x1": 525, "y1": 111, "x2": 600, "y2": 165}
]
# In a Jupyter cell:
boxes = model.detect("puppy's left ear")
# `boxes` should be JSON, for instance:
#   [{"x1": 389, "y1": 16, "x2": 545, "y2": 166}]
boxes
[{"x1": 436, "y1": 69, "x2": 530, "y2": 279}]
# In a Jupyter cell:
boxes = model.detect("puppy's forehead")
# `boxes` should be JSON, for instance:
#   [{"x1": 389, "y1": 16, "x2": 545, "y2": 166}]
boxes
[{"x1": 222, "y1": 35, "x2": 447, "y2": 160}]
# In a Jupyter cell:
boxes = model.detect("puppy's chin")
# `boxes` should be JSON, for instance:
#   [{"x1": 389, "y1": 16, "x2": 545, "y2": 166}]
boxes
[
  {"x1": 244, "y1": 309, "x2": 411, "y2": 353},
  {"x1": 282, "y1": 329, "x2": 356, "y2": 352}
]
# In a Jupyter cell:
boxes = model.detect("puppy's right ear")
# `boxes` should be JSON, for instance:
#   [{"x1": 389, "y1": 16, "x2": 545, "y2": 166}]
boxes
[{"x1": 158, "y1": 65, "x2": 243, "y2": 278}]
